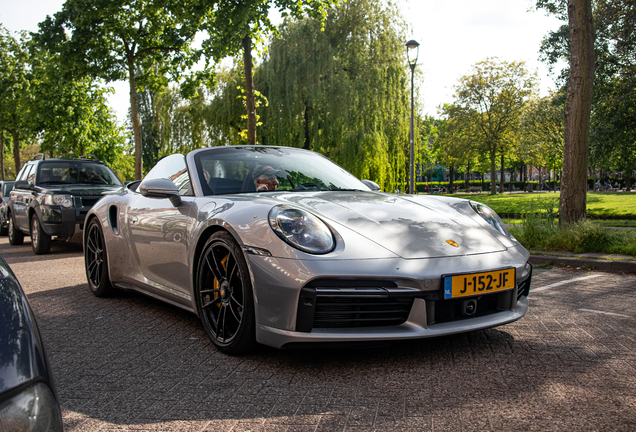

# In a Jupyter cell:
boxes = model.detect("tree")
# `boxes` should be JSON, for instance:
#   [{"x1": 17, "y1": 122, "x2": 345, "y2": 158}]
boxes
[
  {"x1": 0, "y1": 26, "x2": 30, "y2": 176},
  {"x1": 453, "y1": 58, "x2": 537, "y2": 194},
  {"x1": 27, "y1": 45, "x2": 129, "y2": 166},
  {"x1": 202, "y1": 0, "x2": 341, "y2": 146},
  {"x1": 36, "y1": 0, "x2": 207, "y2": 180},
  {"x1": 518, "y1": 94, "x2": 565, "y2": 188},
  {"x1": 249, "y1": 0, "x2": 413, "y2": 192},
  {"x1": 435, "y1": 104, "x2": 481, "y2": 191},
  {"x1": 559, "y1": 0, "x2": 595, "y2": 223}
]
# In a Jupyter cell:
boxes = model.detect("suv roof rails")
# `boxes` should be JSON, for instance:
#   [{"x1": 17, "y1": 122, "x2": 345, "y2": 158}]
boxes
[
  {"x1": 80, "y1": 154, "x2": 102, "y2": 163},
  {"x1": 33, "y1": 153, "x2": 46, "y2": 160}
]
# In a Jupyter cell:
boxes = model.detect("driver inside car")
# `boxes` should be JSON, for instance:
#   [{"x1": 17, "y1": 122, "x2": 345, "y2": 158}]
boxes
[{"x1": 252, "y1": 165, "x2": 283, "y2": 191}]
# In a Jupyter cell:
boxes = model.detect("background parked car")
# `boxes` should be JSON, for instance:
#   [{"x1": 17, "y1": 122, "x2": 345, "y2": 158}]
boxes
[
  {"x1": 8, "y1": 154, "x2": 122, "y2": 255},
  {"x1": 0, "y1": 253, "x2": 63, "y2": 430},
  {"x1": 0, "y1": 180, "x2": 15, "y2": 236}
]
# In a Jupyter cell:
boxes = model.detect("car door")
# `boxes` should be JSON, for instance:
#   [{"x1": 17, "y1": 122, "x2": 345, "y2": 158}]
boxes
[
  {"x1": 126, "y1": 155, "x2": 195, "y2": 301},
  {"x1": 11, "y1": 163, "x2": 35, "y2": 230}
]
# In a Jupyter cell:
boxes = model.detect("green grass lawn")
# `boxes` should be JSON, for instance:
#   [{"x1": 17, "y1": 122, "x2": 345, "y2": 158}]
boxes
[{"x1": 446, "y1": 191, "x2": 636, "y2": 217}]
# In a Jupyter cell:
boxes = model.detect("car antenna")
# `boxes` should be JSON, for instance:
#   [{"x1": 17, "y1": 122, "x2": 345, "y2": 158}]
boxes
[{"x1": 33, "y1": 153, "x2": 46, "y2": 160}]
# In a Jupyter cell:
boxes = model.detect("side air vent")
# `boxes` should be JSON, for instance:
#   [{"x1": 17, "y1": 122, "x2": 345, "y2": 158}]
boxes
[{"x1": 108, "y1": 205, "x2": 119, "y2": 235}]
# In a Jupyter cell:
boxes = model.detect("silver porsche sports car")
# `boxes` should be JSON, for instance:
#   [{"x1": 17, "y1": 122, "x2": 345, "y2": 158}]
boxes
[{"x1": 84, "y1": 146, "x2": 532, "y2": 354}]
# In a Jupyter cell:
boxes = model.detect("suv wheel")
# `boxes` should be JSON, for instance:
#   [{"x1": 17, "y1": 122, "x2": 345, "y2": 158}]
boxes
[
  {"x1": 8, "y1": 213, "x2": 24, "y2": 245},
  {"x1": 31, "y1": 216, "x2": 52, "y2": 255}
]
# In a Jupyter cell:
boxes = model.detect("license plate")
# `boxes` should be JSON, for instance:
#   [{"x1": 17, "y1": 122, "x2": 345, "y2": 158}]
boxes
[{"x1": 443, "y1": 268, "x2": 516, "y2": 299}]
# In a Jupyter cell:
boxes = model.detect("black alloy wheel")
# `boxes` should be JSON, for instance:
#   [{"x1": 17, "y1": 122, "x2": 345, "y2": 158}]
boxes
[
  {"x1": 8, "y1": 213, "x2": 24, "y2": 245},
  {"x1": 85, "y1": 218, "x2": 114, "y2": 297},
  {"x1": 196, "y1": 231, "x2": 256, "y2": 354},
  {"x1": 31, "y1": 216, "x2": 52, "y2": 255}
]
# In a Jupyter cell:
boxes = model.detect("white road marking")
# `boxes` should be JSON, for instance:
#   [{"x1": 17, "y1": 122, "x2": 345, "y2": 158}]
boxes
[
  {"x1": 532, "y1": 274, "x2": 603, "y2": 292},
  {"x1": 578, "y1": 308, "x2": 631, "y2": 318}
]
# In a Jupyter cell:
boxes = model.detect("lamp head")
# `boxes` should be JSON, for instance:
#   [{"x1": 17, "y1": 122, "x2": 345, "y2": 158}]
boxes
[{"x1": 405, "y1": 39, "x2": 420, "y2": 68}]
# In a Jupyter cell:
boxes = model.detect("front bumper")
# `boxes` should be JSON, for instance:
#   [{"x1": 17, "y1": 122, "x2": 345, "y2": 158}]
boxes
[
  {"x1": 257, "y1": 295, "x2": 529, "y2": 349},
  {"x1": 37, "y1": 200, "x2": 95, "y2": 241},
  {"x1": 247, "y1": 245, "x2": 532, "y2": 348}
]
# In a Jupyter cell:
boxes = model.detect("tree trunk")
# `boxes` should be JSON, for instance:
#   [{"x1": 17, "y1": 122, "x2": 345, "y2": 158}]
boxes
[
  {"x1": 0, "y1": 132, "x2": 4, "y2": 181},
  {"x1": 560, "y1": 0, "x2": 595, "y2": 224},
  {"x1": 449, "y1": 166, "x2": 454, "y2": 192},
  {"x1": 129, "y1": 64, "x2": 143, "y2": 180},
  {"x1": 499, "y1": 153, "x2": 505, "y2": 194},
  {"x1": 12, "y1": 132, "x2": 20, "y2": 175},
  {"x1": 303, "y1": 103, "x2": 312, "y2": 150},
  {"x1": 490, "y1": 148, "x2": 497, "y2": 195},
  {"x1": 242, "y1": 35, "x2": 256, "y2": 146},
  {"x1": 465, "y1": 162, "x2": 470, "y2": 191}
]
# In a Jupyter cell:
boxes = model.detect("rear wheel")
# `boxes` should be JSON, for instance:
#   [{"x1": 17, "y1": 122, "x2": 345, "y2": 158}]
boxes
[
  {"x1": 196, "y1": 231, "x2": 256, "y2": 354},
  {"x1": 8, "y1": 213, "x2": 24, "y2": 245},
  {"x1": 85, "y1": 218, "x2": 114, "y2": 297},
  {"x1": 31, "y1": 216, "x2": 52, "y2": 255}
]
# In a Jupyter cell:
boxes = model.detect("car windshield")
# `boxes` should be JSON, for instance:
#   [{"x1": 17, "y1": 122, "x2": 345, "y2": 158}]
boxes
[
  {"x1": 37, "y1": 162, "x2": 122, "y2": 186},
  {"x1": 194, "y1": 147, "x2": 369, "y2": 196}
]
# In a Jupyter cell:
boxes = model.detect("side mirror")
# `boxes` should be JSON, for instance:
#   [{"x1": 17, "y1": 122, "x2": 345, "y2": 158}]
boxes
[
  {"x1": 361, "y1": 179, "x2": 381, "y2": 191},
  {"x1": 14, "y1": 180, "x2": 33, "y2": 191},
  {"x1": 139, "y1": 178, "x2": 182, "y2": 207}
]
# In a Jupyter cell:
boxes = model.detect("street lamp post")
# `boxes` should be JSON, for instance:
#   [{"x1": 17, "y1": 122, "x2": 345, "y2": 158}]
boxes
[{"x1": 406, "y1": 39, "x2": 419, "y2": 194}]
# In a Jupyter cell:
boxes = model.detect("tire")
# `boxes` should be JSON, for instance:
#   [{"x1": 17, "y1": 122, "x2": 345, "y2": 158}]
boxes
[
  {"x1": 8, "y1": 213, "x2": 24, "y2": 246},
  {"x1": 31, "y1": 216, "x2": 52, "y2": 255},
  {"x1": 85, "y1": 218, "x2": 114, "y2": 297},
  {"x1": 196, "y1": 231, "x2": 256, "y2": 354}
]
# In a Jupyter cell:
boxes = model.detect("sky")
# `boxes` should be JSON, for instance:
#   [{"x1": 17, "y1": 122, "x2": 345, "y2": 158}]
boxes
[{"x1": 1, "y1": 0, "x2": 564, "y2": 123}]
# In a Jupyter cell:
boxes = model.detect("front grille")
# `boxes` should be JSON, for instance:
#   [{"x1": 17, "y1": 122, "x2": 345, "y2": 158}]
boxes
[
  {"x1": 517, "y1": 264, "x2": 533, "y2": 299},
  {"x1": 80, "y1": 197, "x2": 100, "y2": 207},
  {"x1": 313, "y1": 294, "x2": 414, "y2": 328},
  {"x1": 295, "y1": 281, "x2": 417, "y2": 332}
]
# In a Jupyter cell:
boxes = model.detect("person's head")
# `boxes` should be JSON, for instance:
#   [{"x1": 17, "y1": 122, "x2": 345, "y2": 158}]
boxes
[{"x1": 252, "y1": 165, "x2": 282, "y2": 191}]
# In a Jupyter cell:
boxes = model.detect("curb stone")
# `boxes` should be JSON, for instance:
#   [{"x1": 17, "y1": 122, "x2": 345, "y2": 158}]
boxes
[{"x1": 529, "y1": 254, "x2": 636, "y2": 274}]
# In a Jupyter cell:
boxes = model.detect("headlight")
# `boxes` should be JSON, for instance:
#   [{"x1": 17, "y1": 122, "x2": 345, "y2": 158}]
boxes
[
  {"x1": 470, "y1": 201, "x2": 513, "y2": 239},
  {"x1": 41, "y1": 194, "x2": 73, "y2": 208},
  {"x1": 268, "y1": 205, "x2": 335, "y2": 254},
  {"x1": 0, "y1": 382, "x2": 63, "y2": 432}
]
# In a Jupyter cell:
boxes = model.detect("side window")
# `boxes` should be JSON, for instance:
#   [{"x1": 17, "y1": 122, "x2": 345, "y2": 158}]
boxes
[
  {"x1": 26, "y1": 164, "x2": 37, "y2": 185},
  {"x1": 16, "y1": 164, "x2": 32, "y2": 182},
  {"x1": 140, "y1": 154, "x2": 191, "y2": 196}
]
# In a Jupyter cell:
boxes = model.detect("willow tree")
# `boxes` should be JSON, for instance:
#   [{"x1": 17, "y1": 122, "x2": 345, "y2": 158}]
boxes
[
  {"x1": 453, "y1": 58, "x2": 537, "y2": 194},
  {"x1": 253, "y1": 0, "x2": 412, "y2": 192},
  {"x1": 202, "y1": 0, "x2": 341, "y2": 146}
]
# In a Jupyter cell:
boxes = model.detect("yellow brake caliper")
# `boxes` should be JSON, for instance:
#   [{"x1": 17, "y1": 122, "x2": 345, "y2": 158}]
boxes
[{"x1": 212, "y1": 253, "x2": 229, "y2": 308}]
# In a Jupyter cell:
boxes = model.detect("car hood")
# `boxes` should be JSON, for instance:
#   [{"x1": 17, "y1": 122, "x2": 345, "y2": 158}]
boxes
[
  {"x1": 269, "y1": 191, "x2": 507, "y2": 258},
  {"x1": 37, "y1": 184, "x2": 122, "y2": 196}
]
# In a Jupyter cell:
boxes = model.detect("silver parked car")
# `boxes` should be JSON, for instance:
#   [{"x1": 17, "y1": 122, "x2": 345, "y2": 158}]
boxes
[{"x1": 84, "y1": 146, "x2": 532, "y2": 354}]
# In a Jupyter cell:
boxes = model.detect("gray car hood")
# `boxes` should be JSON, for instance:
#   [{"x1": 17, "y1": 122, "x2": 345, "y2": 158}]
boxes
[{"x1": 271, "y1": 191, "x2": 506, "y2": 259}]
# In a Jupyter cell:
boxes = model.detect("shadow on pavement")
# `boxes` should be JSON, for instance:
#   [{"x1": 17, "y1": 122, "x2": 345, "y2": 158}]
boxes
[{"x1": 24, "y1": 280, "x2": 636, "y2": 431}]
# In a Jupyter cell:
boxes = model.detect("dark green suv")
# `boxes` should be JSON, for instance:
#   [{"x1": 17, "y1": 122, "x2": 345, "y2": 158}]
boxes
[{"x1": 8, "y1": 154, "x2": 123, "y2": 254}]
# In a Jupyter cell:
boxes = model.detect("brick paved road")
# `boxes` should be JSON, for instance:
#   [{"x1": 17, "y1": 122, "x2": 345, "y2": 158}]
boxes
[{"x1": 2, "y1": 237, "x2": 635, "y2": 431}]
